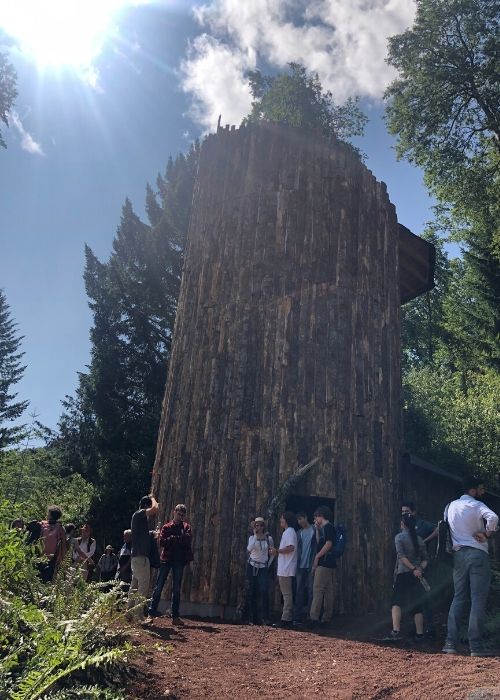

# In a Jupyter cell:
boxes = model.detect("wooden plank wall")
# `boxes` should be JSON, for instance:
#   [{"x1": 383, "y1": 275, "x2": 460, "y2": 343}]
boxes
[{"x1": 152, "y1": 122, "x2": 403, "y2": 614}]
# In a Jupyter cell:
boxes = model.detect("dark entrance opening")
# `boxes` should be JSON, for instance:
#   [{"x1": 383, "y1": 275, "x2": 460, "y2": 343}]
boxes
[{"x1": 284, "y1": 495, "x2": 336, "y2": 524}]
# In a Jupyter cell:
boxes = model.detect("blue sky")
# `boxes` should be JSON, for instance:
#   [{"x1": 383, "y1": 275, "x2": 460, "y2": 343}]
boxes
[{"x1": 0, "y1": 0, "x2": 439, "y2": 433}]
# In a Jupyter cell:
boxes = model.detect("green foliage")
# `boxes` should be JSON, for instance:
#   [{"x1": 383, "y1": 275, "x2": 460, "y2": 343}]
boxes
[
  {"x1": 0, "y1": 289, "x2": 28, "y2": 448},
  {"x1": 0, "y1": 444, "x2": 95, "y2": 523},
  {"x1": 55, "y1": 145, "x2": 199, "y2": 541},
  {"x1": 0, "y1": 501, "x2": 131, "y2": 700},
  {"x1": 386, "y1": 0, "x2": 499, "y2": 370},
  {"x1": 484, "y1": 562, "x2": 500, "y2": 646},
  {"x1": 0, "y1": 51, "x2": 17, "y2": 149},
  {"x1": 403, "y1": 367, "x2": 500, "y2": 481},
  {"x1": 244, "y1": 63, "x2": 367, "y2": 143}
]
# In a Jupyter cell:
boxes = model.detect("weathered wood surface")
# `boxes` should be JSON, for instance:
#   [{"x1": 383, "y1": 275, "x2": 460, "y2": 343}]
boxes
[{"x1": 152, "y1": 122, "x2": 402, "y2": 614}]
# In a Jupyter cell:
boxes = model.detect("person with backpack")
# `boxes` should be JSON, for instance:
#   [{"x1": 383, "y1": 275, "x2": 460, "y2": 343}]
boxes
[
  {"x1": 384, "y1": 512, "x2": 428, "y2": 643},
  {"x1": 39, "y1": 505, "x2": 67, "y2": 583},
  {"x1": 308, "y1": 505, "x2": 336, "y2": 628},
  {"x1": 442, "y1": 476, "x2": 498, "y2": 657},
  {"x1": 245, "y1": 516, "x2": 275, "y2": 625},
  {"x1": 72, "y1": 523, "x2": 96, "y2": 582},
  {"x1": 293, "y1": 511, "x2": 316, "y2": 625}
]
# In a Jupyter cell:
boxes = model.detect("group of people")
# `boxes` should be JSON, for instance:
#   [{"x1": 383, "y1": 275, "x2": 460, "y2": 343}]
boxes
[
  {"x1": 13, "y1": 506, "x2": 134, "y2": 586},
  {"x1": 15, "y1": 474, "x2": 499, "y2": 657},
  {"x1": 245, "y1": 506, "x2": 338, "y2": 628},
  {"x1": 388, "y1": 476, "x2": 498, "y2": 656}
]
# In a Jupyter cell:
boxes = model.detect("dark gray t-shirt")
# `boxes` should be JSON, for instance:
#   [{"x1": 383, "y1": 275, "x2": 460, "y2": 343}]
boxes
[
  {"x1": 394, "y1": 531, "x2": 427, "y2": 575},
  {"x1": 131, "y1": 509, "x2": 150, "y2": 557}
]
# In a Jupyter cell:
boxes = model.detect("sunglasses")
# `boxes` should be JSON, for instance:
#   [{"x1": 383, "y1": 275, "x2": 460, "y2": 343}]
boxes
[{"x1": 175, "y1": 509, "x2": 186, "y2": 514}]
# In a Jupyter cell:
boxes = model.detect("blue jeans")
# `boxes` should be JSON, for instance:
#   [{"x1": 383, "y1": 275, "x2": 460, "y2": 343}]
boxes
[
  {"x1": 246, "y1": 563, "x2": 270, "y2": 623},
  {"x1": 148, "y1": 561, "x2": 185, "y2": 617},
  {"x1": 293, "y1": 567, "x2": 313, "y2": 622},
  {"x1": 446, "y1": 547, "x2": 491, "y2": 652}
]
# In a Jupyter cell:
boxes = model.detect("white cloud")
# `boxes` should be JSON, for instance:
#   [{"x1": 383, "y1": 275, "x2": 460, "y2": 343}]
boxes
[
  {"x1": 10, "y1": 111, "x2": 45, "y2": 156},
  {"x1": 181, "y1": 0, "x2": 416, "y2": 130}
]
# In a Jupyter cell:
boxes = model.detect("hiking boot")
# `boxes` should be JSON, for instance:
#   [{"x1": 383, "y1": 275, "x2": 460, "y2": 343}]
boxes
[
  {"x1": 381, "y1": 630, "x2": 402, "y2": 642},
  {"x1": 413, "y1": 633, "x2": 425, "y2": 644},
  {"x1": 442, "y1": 643, "x2": 458, "y2": 654}
]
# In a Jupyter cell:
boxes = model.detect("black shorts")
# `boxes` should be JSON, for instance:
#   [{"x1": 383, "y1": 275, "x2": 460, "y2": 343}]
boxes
[{"x1": 391, "y1": 572, "x2": 424, "y2": 615}]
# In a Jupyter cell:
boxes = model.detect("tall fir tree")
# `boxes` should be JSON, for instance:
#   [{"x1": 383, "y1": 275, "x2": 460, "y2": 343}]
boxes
[
  {"x1": 56, "y1": 144, "x2": 199, "y2": 537},
  {"x1": 0, "y1": 289, "x2": 28, "y2": 448}
]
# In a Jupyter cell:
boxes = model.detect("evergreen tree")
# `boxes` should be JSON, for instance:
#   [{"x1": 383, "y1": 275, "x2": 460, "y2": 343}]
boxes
[
  {"x1": 401, "y1": 224, "x2": 452, "y2": 372},
  {"x1": 57, "y1": 145, "x2": 199, "y2": 538},
  {"x1": 0, "y1": 289, "x2": 28, "y2": 448},
  {"x1": 386, "y1": 0, "x2": 500, "y2": 364},
  {"x1": 244, "y1": 63, "x2": 367, "y2": 142},
  {"x1": 0, "y1": 51, "x2": 17, "y2": 149}
]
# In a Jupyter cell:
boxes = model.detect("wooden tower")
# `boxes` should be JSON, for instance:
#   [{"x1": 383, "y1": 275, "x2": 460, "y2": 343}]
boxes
[{"x1": 152, "y1": 122, "x2": 434, "y2": 616}]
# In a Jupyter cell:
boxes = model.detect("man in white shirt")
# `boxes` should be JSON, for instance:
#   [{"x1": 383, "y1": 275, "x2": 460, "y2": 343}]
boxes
[
  {"x1": 442, "y1": 476, "x2": 498, "y2": 657},
  {"x1": 269, "y1": 512, "x2": 297, "y2": 627}
]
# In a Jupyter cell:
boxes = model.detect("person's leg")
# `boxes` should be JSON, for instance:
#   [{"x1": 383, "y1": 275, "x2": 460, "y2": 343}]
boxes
[
  {"x1": 322, "y1": 569, "x2": 335, "y2": 623},
  {"x1": 293, "y1": 568, "x2": 307, "y2": 622},
  {"x1": 245, "y1": 563, "x2": 256, "y2": 623},
  {"x1": 467, "y1": 549, "x2": 491, "y2": 653},
  {"x1": 257, "y1": 567, "x2": 270, "y2": 623},
  {"x1": 309, "y1": 567, "x2": 327, "y2": 622},
  {"x1": 171, "y1": 562, "x2": 185, "y2": 619},
  {"x1": 414, "y1": 612, "x2": 424, "y2": 635},
  {"x1": 148, "y1": 562, "x2": 170, "y2": 615},
  {"x1": 278, "y1": 576, "x2": 294, "y2": 622},
  {"x1": 445, "y1": 548, "x2": 469, "y2": 648},
  {"x1": 306, "y1": 567, "x2": 314, "y2": 613},
  {"x1": 391, "y1": 605, "x2": 402, "y2": 632},
  {"x1": 129, "y1": 556, "x2": 150, "y2": 618}
]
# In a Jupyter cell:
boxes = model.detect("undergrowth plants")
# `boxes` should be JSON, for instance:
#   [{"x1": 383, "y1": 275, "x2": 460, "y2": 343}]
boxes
[{"x1": 0, "y1": 501, "x2": 133, "y2": 700}]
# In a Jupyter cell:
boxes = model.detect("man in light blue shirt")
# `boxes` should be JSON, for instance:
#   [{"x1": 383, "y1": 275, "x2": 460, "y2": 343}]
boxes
[
  {"x1": 442, "y1": 476, "x2": 498, "y2": 657},
  {"x1": 293, "y1": 511, "x2": 316, "y2": 625}
]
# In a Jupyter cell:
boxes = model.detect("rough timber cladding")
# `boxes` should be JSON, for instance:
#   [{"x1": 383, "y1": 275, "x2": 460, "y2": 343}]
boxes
[{"x1": 152, "y1": 122, "x2": 435, "y2": 616}]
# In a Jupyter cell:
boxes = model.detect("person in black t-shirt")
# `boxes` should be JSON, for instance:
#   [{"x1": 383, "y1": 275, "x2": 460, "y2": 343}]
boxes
[{"x1": 308, "y1": 505, "x2": 336, "y2": 627}]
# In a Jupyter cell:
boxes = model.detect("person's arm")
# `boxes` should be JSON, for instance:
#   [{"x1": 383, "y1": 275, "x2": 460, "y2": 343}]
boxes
[
  {"x1": 481, "y1": 504, "x2": 499, "y2": 535},
  {"x1": 247, "y1": 535, "x2": 256, "y2": 553},
  {"x1": 159, "y1": 523, "x2": 171, "y2": 547},
  {"x1": 146, "y1": 497, "x2": 158, "y2": 519},
  {"x1": 313, "y1": 525, "x2": 334, "y2": 569},
  {"x1": 423, "y1": 526, "x2": 439, "y2": 544}
]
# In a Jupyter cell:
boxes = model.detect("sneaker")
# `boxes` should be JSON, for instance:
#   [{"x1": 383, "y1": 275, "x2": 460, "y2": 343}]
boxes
[
  {"x1": 172, "y1": 617, "x2": 184, "y2": 626},
  {"x1": 413, "y1": 633, "x2": 425, "y2": 644},
  {"x1": 442, "y1": 643, "x2": 458, "y2": 655},
  {"x1": 381, "y1": 630, "x2": 402, "y2": 642}
]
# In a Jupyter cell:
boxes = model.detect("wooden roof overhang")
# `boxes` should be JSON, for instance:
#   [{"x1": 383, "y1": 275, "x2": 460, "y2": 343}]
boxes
[{"x1": 398, "y1": 224, "x2": 436, "y2": 304}]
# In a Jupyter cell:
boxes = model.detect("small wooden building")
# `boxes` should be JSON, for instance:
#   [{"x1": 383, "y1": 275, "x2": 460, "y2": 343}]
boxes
[{"x1": 152, "y1": 122, "x2": 435, "y2": 616}]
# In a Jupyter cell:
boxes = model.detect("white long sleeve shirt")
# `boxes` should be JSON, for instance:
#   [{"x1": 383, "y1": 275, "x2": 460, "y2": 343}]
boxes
[{"x1": 446, "y1": 495, "x2": 499, "y2": 553}]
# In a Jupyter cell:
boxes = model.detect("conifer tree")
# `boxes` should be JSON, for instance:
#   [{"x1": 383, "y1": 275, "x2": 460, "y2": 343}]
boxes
[
  {"x1": 0, "y1": 289, "x2": 28, "y2": 448},
  {"x1": 57, "y1": 145, "x2": 199, "y2": 537}
]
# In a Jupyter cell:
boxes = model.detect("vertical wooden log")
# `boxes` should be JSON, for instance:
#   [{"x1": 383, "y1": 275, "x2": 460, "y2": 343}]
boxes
[{"x1": 152, "y1": 123, "x2": 402, "y2": 615}]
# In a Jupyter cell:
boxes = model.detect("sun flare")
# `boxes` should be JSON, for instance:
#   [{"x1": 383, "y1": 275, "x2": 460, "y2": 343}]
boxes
[{"x1": 0, "y1": 0, "x2": 129, "y2": 72}]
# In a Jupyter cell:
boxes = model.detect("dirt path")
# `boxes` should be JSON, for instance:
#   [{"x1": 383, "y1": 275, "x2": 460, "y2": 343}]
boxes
[{"x1": 127, "y1": 618, "x2": 499, "y2": 700}]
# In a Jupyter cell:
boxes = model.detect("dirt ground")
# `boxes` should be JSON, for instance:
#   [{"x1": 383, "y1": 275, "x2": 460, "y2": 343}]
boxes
[{"x1": 127, "y1": 616, "x2": 500, "y2": 700}]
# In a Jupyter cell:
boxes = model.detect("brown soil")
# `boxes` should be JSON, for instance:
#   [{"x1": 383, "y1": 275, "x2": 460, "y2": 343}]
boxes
[{"x1": 127, "y1": 617, "x2": 499, "y2": 700}]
